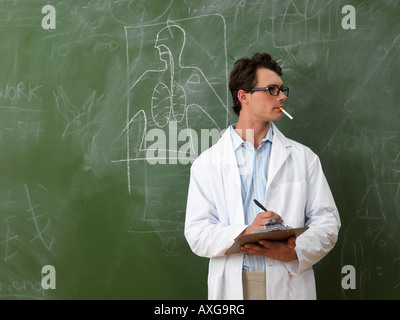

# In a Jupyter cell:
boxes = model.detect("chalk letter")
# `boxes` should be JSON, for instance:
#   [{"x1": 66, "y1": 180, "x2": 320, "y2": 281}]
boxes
[
  {"x1": 341, "y1": 5, "x2": 356, "y2": 29},
  {"x1": 341, "y1": 265, "x2": 356, "y2": 289},
  {"x1": 41, "y1": 265, "x2": 56, "y2": 289},
  {"x1": 42, "y1": 5, "x2": 56, "y2": 30}
]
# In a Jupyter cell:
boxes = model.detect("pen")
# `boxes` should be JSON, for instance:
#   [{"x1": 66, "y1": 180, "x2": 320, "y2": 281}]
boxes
[{"x1": 253, "y1": 199, "x2": 268, "y2": 212}]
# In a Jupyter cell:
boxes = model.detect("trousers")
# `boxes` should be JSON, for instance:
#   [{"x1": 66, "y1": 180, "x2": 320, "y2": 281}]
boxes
[{"x1": 242, "y1": 271, "x2": 266, "y2": 300}]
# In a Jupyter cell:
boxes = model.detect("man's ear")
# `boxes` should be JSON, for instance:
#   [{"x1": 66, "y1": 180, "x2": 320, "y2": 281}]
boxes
[{"x1": 237, "y1": 89, "x2": 248, "y2": 104}]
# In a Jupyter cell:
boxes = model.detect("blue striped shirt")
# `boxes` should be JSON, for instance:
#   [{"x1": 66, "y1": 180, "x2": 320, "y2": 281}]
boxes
[{"x1": 230, "y1": 124, "x2": 273, "y2": 273}]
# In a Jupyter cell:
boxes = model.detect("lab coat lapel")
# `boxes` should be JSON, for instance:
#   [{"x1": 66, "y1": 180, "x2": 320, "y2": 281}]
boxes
[
  {"x1": 218, "y1": 130, "x2": 244, "y2": 224},
  {"x1": 267, "y1": 123, "x2": 292, "y2": 189},
  {"x1": 219, "y1": 129, "x2": 241, "y2": 190}
]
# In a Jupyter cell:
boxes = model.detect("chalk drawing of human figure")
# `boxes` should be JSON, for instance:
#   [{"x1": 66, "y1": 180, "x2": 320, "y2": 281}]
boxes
[
  {"x1": 122, "y1": 15, "x2": 229, "y2": 250},
  {"x1": 125, "y1": 21, "x2": 228, "y2": 161}
]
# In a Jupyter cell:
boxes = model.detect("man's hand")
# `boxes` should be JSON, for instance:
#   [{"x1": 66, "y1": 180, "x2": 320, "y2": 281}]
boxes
[
  {"x1": 243, "y1": 211, "x2": 283, "y2": 235},
  {"x1": 240, "y1": 236, "x2": 297, "y2": 262},
  {"x1": 238, "y1": 211, "x2": 297, "y2": 262}
]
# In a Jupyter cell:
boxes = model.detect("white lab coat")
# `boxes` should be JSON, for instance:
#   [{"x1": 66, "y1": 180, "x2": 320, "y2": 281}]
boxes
[{"x1": 184, "y1": 123, "x2": 340, "y2": 300}]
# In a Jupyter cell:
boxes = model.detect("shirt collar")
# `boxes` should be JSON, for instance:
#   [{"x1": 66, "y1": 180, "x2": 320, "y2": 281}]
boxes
[
  {"x1": 230, "y1": 123, "x2": 274, "y2": 150},
  {"x1": 230, "y1": 124, "x2": 244, "y2": 150}
]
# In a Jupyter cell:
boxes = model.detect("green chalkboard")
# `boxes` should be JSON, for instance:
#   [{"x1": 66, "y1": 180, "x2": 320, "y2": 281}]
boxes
[{"x1": 0, "y1": 0, "x2": 399, "y2": 300}]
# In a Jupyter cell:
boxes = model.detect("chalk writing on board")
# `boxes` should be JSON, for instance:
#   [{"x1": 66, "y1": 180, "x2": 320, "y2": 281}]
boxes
[
  {"x1": 54, "y1": 86, "x2": 105, "y2": 174},
  {"x1": 270, "y1": 0, "x2": 336, "y2": 49},
  {"x1": 1, "y1": 184, "x2": 55, "y2": 259},
  {"x1": 25, "y1": 184, "x2": 54, "y2": 251},
  {"x1": 0, "y1": 81, "x2": 44, "y2": 144},
  {"x1": 0, "y1": 183, "x2": 63, "y2": 257},
  {"x1": 324, "y1": 114, "x2": 400, "y2": 298},
  {"x1": 1, "y1": 215, "x2": 18, "y2": 262},
  {"x1": 54, "y1": 86, "x2": 99, "y2": 139},
  {"x1": 0, "y1": 182, "x2": 63, "y2": 299},
  {"x1": 0, "y1": 279, "x2": 45, "y2": 300}
]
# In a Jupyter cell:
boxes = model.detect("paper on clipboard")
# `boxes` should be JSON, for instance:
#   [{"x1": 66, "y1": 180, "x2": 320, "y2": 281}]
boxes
[{"x1": 225, "y1": 227, "x2": 309, "y2": 255}]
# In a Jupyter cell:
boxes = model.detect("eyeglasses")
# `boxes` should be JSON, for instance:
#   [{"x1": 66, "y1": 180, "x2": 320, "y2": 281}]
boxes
[{"x1": 250, "y1": 86, "x2": 289, "y2": 97}]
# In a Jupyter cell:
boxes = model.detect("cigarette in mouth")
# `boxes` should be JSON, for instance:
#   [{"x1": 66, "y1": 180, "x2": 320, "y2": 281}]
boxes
[{"x1": 279, "y1": 107, "x2": 293, "y2": 120}]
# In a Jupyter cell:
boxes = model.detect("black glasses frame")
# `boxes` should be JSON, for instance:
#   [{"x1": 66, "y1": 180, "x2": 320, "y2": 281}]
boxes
[{"x1": 250, "y1": 86, "x2": 289, "y2": 97}]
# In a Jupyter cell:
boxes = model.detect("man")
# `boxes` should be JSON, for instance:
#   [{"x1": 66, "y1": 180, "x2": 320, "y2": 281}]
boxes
[{"x1": 184, "y1": 53, "x2": 340, "y2": 300}]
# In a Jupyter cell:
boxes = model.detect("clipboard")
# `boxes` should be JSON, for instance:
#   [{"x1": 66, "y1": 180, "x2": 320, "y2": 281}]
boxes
[{"x1": 225, "y1": 227, "x2": 309, "y2": 255}]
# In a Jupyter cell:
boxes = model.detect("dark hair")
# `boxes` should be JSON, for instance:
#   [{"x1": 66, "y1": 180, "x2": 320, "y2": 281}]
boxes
[{"x1": 229, "y1": 52, "x2": 283, "y2": 116}]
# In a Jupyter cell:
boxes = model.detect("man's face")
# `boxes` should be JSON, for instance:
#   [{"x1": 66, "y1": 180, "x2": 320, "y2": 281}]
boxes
[{"x1": 243, "y1": 68, "x2": 287, "y2": 123}]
